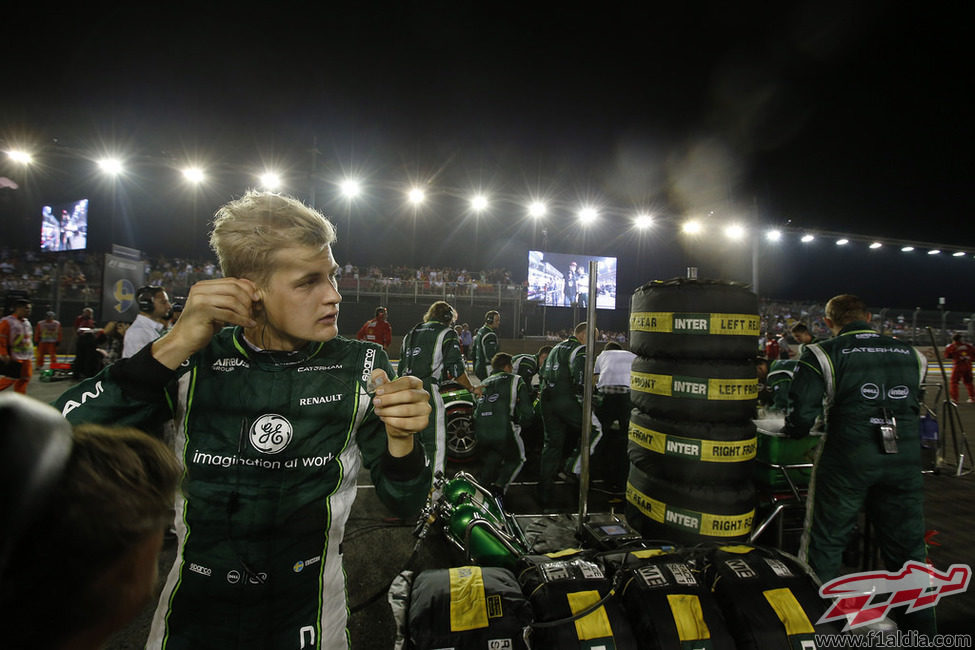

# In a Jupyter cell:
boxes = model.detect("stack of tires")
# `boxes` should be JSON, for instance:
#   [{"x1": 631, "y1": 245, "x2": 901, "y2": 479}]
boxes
[{"x1": 625, "y1": 278, "x2": 760, "y2": 545}]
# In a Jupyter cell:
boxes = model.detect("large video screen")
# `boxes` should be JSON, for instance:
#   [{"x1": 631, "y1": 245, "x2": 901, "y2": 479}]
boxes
[
  {"x1": 40, "y1": 198, "x2": 89, "y2": 252},
  {"x1": 527, "y1": 250, "x2": 617, "y2": 309}
]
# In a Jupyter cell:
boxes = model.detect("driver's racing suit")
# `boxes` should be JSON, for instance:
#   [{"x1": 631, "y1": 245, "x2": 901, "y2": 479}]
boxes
[
  {"x1": 398, "y1": 318, "x2": 467, "y2": 481},
  {"x1": 55, "y1": 327, "x2": 431, "y2": 649}
]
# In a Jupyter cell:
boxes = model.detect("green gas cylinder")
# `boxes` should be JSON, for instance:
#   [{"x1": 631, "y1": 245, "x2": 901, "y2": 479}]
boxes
[
  {"x1": 445, "y1": 501, "x2": 520, "y2": 569},
  {"x1": 442, "y1": 473, "x2": 504, "y2": 520}
]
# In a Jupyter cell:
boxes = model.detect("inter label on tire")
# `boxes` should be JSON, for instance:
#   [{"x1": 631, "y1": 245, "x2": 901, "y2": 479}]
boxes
[
  {"x1": 629, "y1": 420, "x2": 756, "y2": 462},
  {"x1": 626, "y1": 482, "x2": 754, "y2": 537},
  {"x1": 630, "y1": 311, "x2": 760, "y2": 337},
  {"x1": 631, "y1": 371, "x2": 757, "y2": 401}
]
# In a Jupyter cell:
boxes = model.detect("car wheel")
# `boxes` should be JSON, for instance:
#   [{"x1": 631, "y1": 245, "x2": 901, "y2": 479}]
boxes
[{"x1": 445, "y1": 406, "x2": 476, "y2": 462}]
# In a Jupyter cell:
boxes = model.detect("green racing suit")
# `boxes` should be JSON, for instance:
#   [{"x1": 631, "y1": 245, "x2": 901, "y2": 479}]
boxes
[
  {"x1": 471, "y1": 324, "x2": 499, "y2": 380},
  {"x1": 474, "y1": 369, "x2": 534, "y2": 493},
  {"x1": 767, "y1": 358, "x2": 798, "y2": 412},
  {"x1": 55, "y1": 327, "x2": 431, "y2": 649},
  {"x1": 783, "y1": 321, "x2": 933, "y2": 633},
  {"x1": 537, "y1": 335, "x2": 602, "y2": 506},
  {"x1": 398, "y1": 319, "x2": 468, "y2": 482}
]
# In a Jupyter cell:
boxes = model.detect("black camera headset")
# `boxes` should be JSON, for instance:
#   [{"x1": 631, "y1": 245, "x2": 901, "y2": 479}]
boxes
[{"x1": 136, "y1": 285, "x2": 163, "y2": 313}]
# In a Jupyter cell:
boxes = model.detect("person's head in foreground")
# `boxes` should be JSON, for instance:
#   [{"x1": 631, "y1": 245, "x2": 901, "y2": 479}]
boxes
[{"x1": 0, "y1": 393, "x2": 180, "y2": 650}]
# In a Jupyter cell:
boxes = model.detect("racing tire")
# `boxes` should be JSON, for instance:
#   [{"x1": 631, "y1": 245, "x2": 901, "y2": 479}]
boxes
[
  {"x1": 630, "y1": 356, "x2": 757, "y2": 422},
  {"x1": 629, "y1": 277, "x2": 758, "y2": 360},
  {"x1": 625, "y1": 462, "x2": 756, "y2": 545},
  {"x1": 627, "y1": 410, "x2": 757, "y2": 484}
]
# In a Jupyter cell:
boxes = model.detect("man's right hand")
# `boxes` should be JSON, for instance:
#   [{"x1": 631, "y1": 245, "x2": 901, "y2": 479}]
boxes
[{"x1": 151, "y1": 278, "x2": 259, "y2": 369}]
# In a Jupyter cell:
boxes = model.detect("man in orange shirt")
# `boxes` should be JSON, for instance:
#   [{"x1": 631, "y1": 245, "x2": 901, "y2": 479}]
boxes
[
  {"x1": 34, "y1": 311, "x2": 62, "y2": 369},
  {"x1": 356, "y1": 306, "x2": 392, "y2": 350},
  {"x1": 0, "y1": 299, "x2": 34, "y2": 394}
]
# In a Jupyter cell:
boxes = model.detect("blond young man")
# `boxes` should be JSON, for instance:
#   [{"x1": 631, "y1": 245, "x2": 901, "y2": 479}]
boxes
[{"x1": 56, "y1": 190, "x2": 432, "y2": 649}]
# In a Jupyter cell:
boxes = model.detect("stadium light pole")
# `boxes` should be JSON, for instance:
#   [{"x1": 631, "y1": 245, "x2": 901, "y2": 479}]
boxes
[
  {"x1": 339, "y1": 178, "x2": 361, "y2": 264},
  {"x1": 181, "y1": 167, "x2": 205, "y2": 255},
  {"x1": 528, "y1": 201, "x2": 546, "y2": 250},
  {"x1": 470, "y1": 194, "x2": 488, "y2": 269},
  {"x1": 407, "y1": 187, "x2": 425, "y2": 267},
  {"x1": 98, "y1": 157, "x2": 124, "y2": 247}
]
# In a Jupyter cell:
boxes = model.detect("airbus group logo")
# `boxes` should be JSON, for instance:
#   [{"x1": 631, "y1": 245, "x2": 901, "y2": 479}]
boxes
[
  {"x1": 818, "y1": 561, "x2": 971, "y2": 630},
  {"x1": 249, "y1": 414, "x2": 293, "y2": 455}
]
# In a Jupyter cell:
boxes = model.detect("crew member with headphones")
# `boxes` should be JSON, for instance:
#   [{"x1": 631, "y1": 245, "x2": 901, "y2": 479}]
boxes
[
  {"x1": 472, "y1": 309, "x2": 501, "y2": 380},
  {"x1": 122, "y1": 285, "x2": 173, "y2": 359}
]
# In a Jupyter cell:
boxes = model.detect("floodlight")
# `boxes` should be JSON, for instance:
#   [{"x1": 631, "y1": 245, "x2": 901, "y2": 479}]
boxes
[
  {"x1": 259, "y1": 172, "x2": 282, "y2": 190},
  {"x1": 953, "y1": 251, "x2": 966, "y2": 257},
  {"x1": 800, "y1": 234, "x2": 815, "y2": 243},
  {"x1": 869, "y1": 242, "x2": 883, "y2": 249},
  {"x1": 182, "y1": 167, "x2": 205, "y2": 184},
  {"x1": 340, "y1": 179, "x2": 361, "y2": 198},
  {"x1": 836, "y1": 238, "x2": 849, "y2": 246},
  {"x1": 408, "y1": 188, "x2": 425, "y2": 204},
  {"x1": 901, "y1": 246, "x2": 914, "y2": 252},
  {"x1": 765, "y1": 229, "x2": 782, "y2": 242},
  {"x1": 633, "y1": 214, "x2": 653, "y2": 229},
  {"x1": 928, "y1": 249, "x2": 941, "y2": 255},
  {"x1": 578, "y1": 207, "x2": 598, "y2": 224},
  {"x1": 471, "y1": 195, "x2": 488, "y2": 211},
  {"x1": 6, "y1": 150, "x2": 32, "y2": 164},
  {"x1": 682, "y1": 220, "x2": 702, "y2": 235},
  {"x1": 724, "y1": 224, "x2": 745, "y2": 240},
  {"x1": 98, "y1": 158, "x2": 124, "y2": 176},
  {"x1": 529, "y1": 202, "x2": 547, "y2": 218}
]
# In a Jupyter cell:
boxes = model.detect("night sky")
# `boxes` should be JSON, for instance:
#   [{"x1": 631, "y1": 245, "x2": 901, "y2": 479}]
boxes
[{"x1": 1, "y1": 3, "x2": 972, "y2": 312}]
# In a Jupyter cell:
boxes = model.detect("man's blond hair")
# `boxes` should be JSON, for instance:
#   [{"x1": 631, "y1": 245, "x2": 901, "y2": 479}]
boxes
[{"x1": 209, "y1": 190, "x2": 337, "y2": 286}]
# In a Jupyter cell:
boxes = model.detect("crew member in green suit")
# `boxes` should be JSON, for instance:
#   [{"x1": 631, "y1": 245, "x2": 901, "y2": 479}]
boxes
[
  {"x1": 784, "y1": 294, "x2": 933, "y2": 635},
  {"x1": 537, "y1": 321, "x2": 602, "y2": 510},
  {"x1": 474, "y1": 352, "x2": 534, "y2": 496}
]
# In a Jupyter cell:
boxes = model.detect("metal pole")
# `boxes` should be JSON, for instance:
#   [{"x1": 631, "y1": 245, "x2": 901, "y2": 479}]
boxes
[
  {"x1": 926, "y1": 327, "x2": 973, "y2": 476},
  {"x1": 578, "y1": 261, "x2": 598, "y2": 529}
]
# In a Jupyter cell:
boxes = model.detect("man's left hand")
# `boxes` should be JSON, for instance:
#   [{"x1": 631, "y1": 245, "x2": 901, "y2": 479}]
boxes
[{"x1": 370, "y1": 370, "x2": 430, "y2": 456}]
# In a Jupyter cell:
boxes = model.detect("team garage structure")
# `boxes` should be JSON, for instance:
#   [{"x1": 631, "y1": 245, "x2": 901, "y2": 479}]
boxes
[{"x1": 383, "y1": 277, "x2": 850, "y2": 649}]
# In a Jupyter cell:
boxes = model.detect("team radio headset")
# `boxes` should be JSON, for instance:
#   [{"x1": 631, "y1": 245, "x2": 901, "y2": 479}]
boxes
[{"x1": 136, "y1": 285, "x2": 164, "y2": 314}]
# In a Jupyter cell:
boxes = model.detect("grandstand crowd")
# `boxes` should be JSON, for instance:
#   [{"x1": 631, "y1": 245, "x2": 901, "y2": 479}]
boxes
[{"x1": 1, "y1": 246, "x2": 966, "y2": 349}]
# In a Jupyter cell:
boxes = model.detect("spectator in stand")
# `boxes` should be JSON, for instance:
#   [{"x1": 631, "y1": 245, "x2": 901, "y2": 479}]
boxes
[
  {"x1": 74, "y1": 306, "x2": 96, "y2": 330},
  {"x1": 122, "y1": 286, "x2": 173, "y2": 359},
  {"x1": 356, "y1": 306, "x2": 392, "y2": 351},
  {"x1": 0, "y1": 299, "x2": 34, "y2": 394},
  {"x1": 34, "y1": 310, "x2": 62, "y2": 368},
  {"x1": 945, "y1": 333, "x2": 975, "y2": 403}
]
